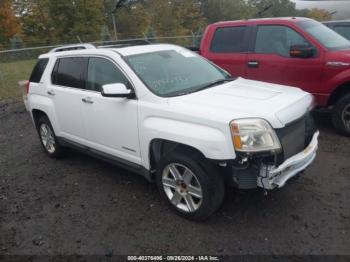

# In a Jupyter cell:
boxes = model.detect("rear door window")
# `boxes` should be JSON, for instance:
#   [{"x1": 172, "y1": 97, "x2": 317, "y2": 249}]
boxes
[
  {"x1": 52, "y1": 57, "x2": 87, "y2": 89},
  {"x1": 210, "y1": 26, "x2": 248, "y2": 53},
  {"x1": 29, "y1": 58, "x2": 49, "y2": 83}
]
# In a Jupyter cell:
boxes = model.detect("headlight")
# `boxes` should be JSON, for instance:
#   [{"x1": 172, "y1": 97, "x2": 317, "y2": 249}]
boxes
[{"x1": 230, "y1": 119, "x2": 281, "y2": 153}]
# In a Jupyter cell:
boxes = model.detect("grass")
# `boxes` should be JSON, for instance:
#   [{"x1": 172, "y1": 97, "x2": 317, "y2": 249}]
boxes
[{"x1": 0, "y1": 59, "x2": 36, "y2": 100}]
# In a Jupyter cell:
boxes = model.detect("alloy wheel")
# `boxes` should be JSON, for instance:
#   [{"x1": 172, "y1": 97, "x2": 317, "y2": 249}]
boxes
[
  {"x1": 40, "y1": 123, "x2": 56, "y2": 154},
  {"x1": 162, "y1": 163, "x2": 203, "y2": 213}
]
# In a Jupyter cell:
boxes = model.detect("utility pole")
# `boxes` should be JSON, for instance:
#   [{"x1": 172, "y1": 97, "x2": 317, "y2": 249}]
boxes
[
  {"x1": 112, "y1": 13, "x2": 118, "y2": 40},
  {"x1": 111, "y1": 0, "x2": 127, "y2": 41}
]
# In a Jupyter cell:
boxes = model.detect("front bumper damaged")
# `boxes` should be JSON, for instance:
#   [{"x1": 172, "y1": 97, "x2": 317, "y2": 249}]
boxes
[{"x1": 257, "y1": 131, "x2": 319, "y2": 190}]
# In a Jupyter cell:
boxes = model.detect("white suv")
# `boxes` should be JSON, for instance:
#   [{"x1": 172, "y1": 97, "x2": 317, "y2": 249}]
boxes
[{"x1": 25, "y1": 43, "x2": 319, "y2": 220}]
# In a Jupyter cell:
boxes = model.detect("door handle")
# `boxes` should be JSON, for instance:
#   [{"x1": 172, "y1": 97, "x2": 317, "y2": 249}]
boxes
[
  {"x1": 82, "y1": 97, "x2": 94, "y2": 104},
  {"x1": 47, "y1": 90, "x2": 55, "y2": 96},
  {"x1": 248, "y1": 61, "x2": 259, "y2": 68}
]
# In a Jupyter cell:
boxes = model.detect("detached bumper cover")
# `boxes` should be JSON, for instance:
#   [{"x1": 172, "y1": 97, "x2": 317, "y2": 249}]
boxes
[{"x1": 257, "y1": 131, "x2": 319, "y2": 190}]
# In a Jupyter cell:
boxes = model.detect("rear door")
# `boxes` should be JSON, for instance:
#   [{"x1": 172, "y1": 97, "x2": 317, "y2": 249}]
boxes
[
  {"x1": 246, "y1": 24, "x2": 324, "y2": 94},
  {"x1": 202, "y1": 25, "x2": 250, "y2": 77},
  {"x1": 50, "y1": 57, "x2": 88, "y2": 143}
]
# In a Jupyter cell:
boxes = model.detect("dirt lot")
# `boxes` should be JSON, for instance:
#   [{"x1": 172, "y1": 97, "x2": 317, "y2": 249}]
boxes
[{"x1": 0, "y1": 100, "x2": 349, "y2": 256}]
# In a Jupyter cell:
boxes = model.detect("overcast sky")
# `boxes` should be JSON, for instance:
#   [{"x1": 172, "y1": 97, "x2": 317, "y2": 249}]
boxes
[{"x1": 291, "y1": 0, "x2": 350, "y2": 19}]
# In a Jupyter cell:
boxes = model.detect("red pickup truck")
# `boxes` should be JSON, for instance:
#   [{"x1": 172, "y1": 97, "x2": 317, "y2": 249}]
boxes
[{"x1": 197, "y1": 17, "x2": 350, "y2": 136}]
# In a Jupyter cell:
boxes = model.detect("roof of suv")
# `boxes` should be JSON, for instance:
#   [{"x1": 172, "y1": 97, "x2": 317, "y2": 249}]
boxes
[
  {"x1": 115, "y1": 44, "x2": 186, "y2": 56},
  {"x1": 39, "y1": 44, "x2": 186, "y2": 59}
]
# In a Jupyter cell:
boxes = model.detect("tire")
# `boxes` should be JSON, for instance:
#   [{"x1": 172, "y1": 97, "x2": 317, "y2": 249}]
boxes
[
  {"x1": 155, "y1": 149, "x2": 225, "y2": 221},
  {"x1": 36, "y1": 115, "x2": 65, "y2": 158},
  {"x1": 332, "y1": 94, "x2": 350, "y2": 137}
]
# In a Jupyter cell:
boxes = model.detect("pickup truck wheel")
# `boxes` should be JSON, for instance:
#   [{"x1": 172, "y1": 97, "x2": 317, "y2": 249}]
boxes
[
  {"x1": 37, "y1": 116, "x2": 65, "y2": 158},
  {"x1": 332, "y1": 94, "x2": 350, "y2": 137},
  {"x1": 156, "y1": 151, "x2": 224, "y2": 221}
]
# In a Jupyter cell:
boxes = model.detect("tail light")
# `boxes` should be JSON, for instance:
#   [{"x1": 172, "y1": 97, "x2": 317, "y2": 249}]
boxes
[{"x1": 25, "y1": 81, "x2": 30, "y2": 94}]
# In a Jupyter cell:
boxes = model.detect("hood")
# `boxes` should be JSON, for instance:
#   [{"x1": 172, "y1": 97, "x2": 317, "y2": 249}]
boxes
[{"x1": 167, "y1": 78, "x2": 313, "y2": 128}]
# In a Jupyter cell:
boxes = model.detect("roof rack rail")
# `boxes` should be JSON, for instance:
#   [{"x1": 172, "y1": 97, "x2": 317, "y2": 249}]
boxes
[
  {"x1": 98, "y1": 39, "x2": 151, "y2": 49},
  {"x1": 49, "y1": 43, "x2": 96, "y2": 53}
]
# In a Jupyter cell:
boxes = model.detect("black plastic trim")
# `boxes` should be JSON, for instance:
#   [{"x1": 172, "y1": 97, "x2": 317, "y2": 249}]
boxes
[{"x1": 57, "y1": 137, "x2": 152, "y2": 182}]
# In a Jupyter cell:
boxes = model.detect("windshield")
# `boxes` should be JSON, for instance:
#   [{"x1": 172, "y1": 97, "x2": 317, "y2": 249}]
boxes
[
  {"x1": 124, "y1": 49, "x2": 231, "y2": 97},
  {"x1": 298, "y1": 20, "x2": 350, "y2": 51}
]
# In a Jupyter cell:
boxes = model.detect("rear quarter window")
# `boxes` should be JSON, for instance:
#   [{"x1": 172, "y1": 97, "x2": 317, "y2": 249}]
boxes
[
  {"x1": 210, "y1": 26, "x2": 248, "y2": 53},
  {"x1": 29, "y1": 58, "x2": 49, "y2": 83}
]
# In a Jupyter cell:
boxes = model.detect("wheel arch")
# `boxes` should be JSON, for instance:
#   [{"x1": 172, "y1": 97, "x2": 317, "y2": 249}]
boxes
[
  {"x1": 29, "y1": 94, "x2": 59, "y2": 134},
  {"x1": 148, "y1": 139, "x2": 206, "y2": 173},
  {"x1": 328, "y1": 81, "x2": 350, "y2": 106},
  {"x1": 32, "y1": 109, "x2": 49, "y2": 128}
]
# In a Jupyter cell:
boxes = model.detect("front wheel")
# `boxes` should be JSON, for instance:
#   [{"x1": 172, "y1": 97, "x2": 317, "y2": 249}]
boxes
[
  {"x1": 332, "y1": 94, "x2": 350, "y2": 137},
  {"x1": 156, "y1": 150, "x2": 224, "y2": 221}
]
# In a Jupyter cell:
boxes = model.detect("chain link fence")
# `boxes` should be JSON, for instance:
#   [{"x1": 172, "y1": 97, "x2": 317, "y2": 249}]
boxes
[{"x1": 0, "y1": 35, "x2": 202, "y2": 101}]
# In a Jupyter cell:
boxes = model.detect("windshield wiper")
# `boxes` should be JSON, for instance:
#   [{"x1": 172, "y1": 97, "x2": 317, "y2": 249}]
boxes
[
  {"x1": 195, "y1": 77, "x2": 236, "y2": 92},
  {"x1": 164, "y1": 77, "x2": 236, "y2": 97}
]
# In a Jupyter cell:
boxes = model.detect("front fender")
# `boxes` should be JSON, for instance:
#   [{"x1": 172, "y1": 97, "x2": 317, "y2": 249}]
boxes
[
  {"x1": 326, "y1": 67, "x2": 350, "y2": 95},
  {"x1": 140, "y1": 117, "x2": 235, "y2": 169}
]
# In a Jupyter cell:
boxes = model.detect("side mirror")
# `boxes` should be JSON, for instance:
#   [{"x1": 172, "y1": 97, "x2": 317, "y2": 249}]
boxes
[
  {"x1": 290, "y1": 45, "x2": 315, "y2": 58},
  {"x1": 101, "y1": 83, "x2": 134, "y2": 98}
]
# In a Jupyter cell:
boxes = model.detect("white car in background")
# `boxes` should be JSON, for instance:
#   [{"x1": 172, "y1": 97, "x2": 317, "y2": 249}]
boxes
[{"x1": 23, "y1": 43, "x2": 319, "y2": 220}]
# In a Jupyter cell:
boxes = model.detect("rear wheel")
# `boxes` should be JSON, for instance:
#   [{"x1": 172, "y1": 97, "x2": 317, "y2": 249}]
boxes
[
  {"x1": 156, "y1": 150, "x2": 224, "y2": 221},
  {"x1": 37, "y1": 116, "x2": 65, "y2": 158},
  {"x1": 332, "y1": 94, "x2": 350, "y2": 137}
]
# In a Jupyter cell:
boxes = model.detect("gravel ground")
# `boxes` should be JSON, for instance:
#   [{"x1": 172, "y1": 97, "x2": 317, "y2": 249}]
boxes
[{"x1": 0, "y1": 101, "x2": 349, "y2": 256}]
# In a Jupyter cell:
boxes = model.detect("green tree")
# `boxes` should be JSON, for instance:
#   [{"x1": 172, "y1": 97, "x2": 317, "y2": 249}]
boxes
[
  {"x1": 307, "y1": 8, "x2": 332, "y2": 21},
  {"x1": 248, "y1": 0, "x2": 298, "y2": 18},
  {"x1": 11, "y1": 0, "x2": 335, "y2": 49},
  {"x1": 115, "y1": 3, "x2": 150, "y2": 38},
  {"x1": 0, "y1": 0, "x2": 21, "y2": 47},
  {"x1": 18, "y1": 0, "x2": 52, "y2": 46},
  {"x1": 48, "y1": 0, "x2": 105, "y2": 43},
  {"x1": 15, "y1": 0, "x2": 105, "y2": 45},
  {"x1": 145, "y1": 0, "x2": 205, "y2": 37},
  {"x1": 202, "y1": 0, "x2": 253, "y2": 23}
]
